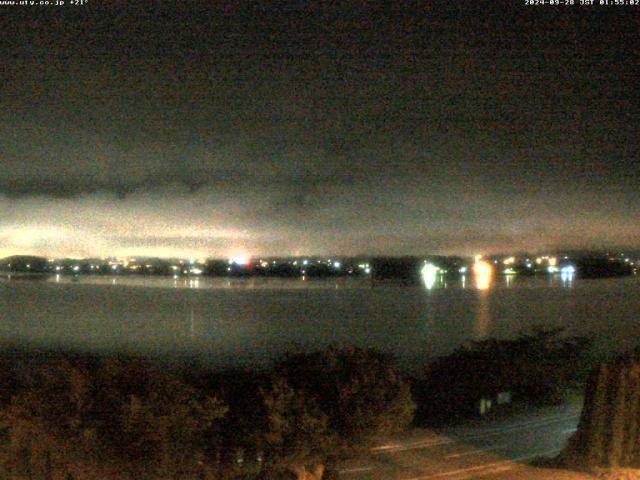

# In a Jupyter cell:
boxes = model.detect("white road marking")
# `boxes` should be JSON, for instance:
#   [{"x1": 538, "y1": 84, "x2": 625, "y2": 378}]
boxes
[
  {"x1": 445, "y1": 444, "x2": 507, "y2": 459},
  {"x1": 374, "y1": 438, "x2": 453, "y2": 453},
  {"x1": 404, "y1": 460, "x2": 516, "y2": 480},
  {"x1": 373, "y1": 414, "x2": 579, "y2": 454},
  {"x1": 340, "y1": 466, "x2": 373, "y2": 474},
  {"x1": 404, "y1": 448, "x2": 561, "y2": 480},
  {"x1": 449, "y1": 413, "x2": 580, "y2": 438},
  {"x1": 372, "y1": 443, "x2": 408, "y2": 451}
]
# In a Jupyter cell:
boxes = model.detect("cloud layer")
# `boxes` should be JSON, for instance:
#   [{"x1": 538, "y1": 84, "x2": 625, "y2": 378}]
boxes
[{"x1": 1, "y1": 3, "x2": 638, "y2": 257}]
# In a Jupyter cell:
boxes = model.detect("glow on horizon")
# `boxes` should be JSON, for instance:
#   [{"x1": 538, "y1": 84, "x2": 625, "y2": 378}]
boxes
[
  {"x1": 0, "y1": 207, "x2": 638, "y2": 261},
  {"x1": 0, "y1": 226, "x2": 69, "y2": 255}
]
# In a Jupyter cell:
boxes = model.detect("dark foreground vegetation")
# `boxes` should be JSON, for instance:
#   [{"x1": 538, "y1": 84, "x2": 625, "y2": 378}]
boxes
[
  {"x1": 412, "y1": 328, "x2": 594, "y2": 424},
  {"x1": 0, "y1": 347, "x2": 414, "y2": 480},
  {"x1": 0, "y1": 330, "x2": 594, "y2": 479},
  {"x1": 561, "y1": 348, "x2": 640, "y2": 470}
]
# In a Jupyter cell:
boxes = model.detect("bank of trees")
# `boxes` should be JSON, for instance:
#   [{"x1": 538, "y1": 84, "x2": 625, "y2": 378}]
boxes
[
  {"x1": 261, "y1": 347, "x2": 415, "y2": 478},
  {"x1": 0, "y1": 347, "x2": 415, "y2": 480},
  {"x1": 561, "y1": 348, "x2": 640, "y2": 470},
  {"x1": 0, "y1": 353, "x2": 227, "y2": 479},
  {"x1": 0, "y1": 331, "x2": 593, "y2": 479},
  {"x1": 412, "y1": 328, "x2": 593, "y2": 424}
]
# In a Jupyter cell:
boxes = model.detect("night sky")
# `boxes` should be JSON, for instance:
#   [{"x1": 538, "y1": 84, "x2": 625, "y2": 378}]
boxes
[{"x1": 1, "y1": 2, "x2": 638, "y2": 259}]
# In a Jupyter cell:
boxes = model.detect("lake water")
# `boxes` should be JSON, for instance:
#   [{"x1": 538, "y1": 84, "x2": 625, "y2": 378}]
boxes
[{"x1": 0, "y1": 273, "x2": 638, "y2": 372}]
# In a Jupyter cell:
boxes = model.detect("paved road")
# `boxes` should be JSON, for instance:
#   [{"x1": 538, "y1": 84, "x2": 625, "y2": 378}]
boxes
[{"x1": 338, "y1": 402, "x2": 582, "y2": 480}]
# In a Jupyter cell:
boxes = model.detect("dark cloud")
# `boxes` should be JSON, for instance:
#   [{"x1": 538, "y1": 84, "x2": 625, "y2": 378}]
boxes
[{"x1": 0, "y1": 2, "x2": 638, "y2": 256}]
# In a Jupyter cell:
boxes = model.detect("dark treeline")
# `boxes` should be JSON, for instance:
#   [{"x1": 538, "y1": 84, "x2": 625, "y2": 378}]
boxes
[
  {"x1": 0, "y1": 330, "x2": 594, "y2": 479},
  {"x1": 575, "y1": 257, "x2": 634, "y2": 279},
  {"x1": 0, "y1": 346, "x2": 414, "y2": 480},
  {"x1": 411, "y1": 328, "x2": 594, "y2": 425},
  {"x1": 0, "y1": 254, "x2": 635, "y2": 280},
  {"x1": 561, "y1": 347, "x2": 640, "y2": 470},
  {"x1": 0, "y1": 256, "x2": 374, "y2": 279}
]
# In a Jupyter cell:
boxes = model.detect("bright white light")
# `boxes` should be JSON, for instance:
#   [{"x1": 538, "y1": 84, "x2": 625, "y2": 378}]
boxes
[
  {"x1": 547, "y1": 266, "x2": 559, "y2": 273},
  {"x1": 230, "y1": 255, "x2": 249, "y2": 266},
  {"x1": 73, "y1": 265, "x2": 80, "y2": 272},
  {"x1": 303, "y1": 260, "x2": 308, "y2": 265},
  {"x1": 526, "y1": 263, "x2": 532, "y2": 268},
  {"x1": 561, "y1": 266, "x2": 575, "y2": 285},
  {"x1": 503, "y1": 268, "x2": 516, "y2": 275},
  {"x1": 459, "y1": 267, "x2": 467, "y2": 274},
  {"x1": 333, "y1": 261, "x2": 341, "y2": 269},
  {"x1": 111, "y1": 265, "x2": 118, "y2": 270},
  {"x1": 364, "y1": 267, "x2": 371, "y2": 274},
  {"x1": 421, "y1": 263, "x2": 439, "y2": 290},
  {"x1": 190, "y1": 268, "x2": 203, "y2": 275}
]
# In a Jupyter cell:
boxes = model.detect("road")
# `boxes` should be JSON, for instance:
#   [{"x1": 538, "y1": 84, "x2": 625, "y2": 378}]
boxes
[{"x1": 338, "y1": 401, "x2": 582, "y2": 480}]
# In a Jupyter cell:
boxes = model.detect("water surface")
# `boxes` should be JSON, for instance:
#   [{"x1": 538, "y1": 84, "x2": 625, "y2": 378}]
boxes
[{"x1": 0, "y1": 273, "x2": 637, "y2": 371}]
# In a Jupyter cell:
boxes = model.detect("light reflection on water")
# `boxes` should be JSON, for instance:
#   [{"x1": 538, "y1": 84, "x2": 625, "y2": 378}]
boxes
[
  {"x1": 22, "y1": 269, "x2": 582, "y2": 292},
  {"x1": 561, "y1": 271, "x2": 575, "y2": 287},
  {"x1": 473, "y1": 260, "x2": 493, "y2": 291},
  {"x1": 505, "y1": 274, "x2": 514, "y2": 288},
  {"x1": 0, "y1": 272, "x2": 635, "y2": 373},
  {"x1": 475, "y1": 289, "x2": 491, "y2": 338}
]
